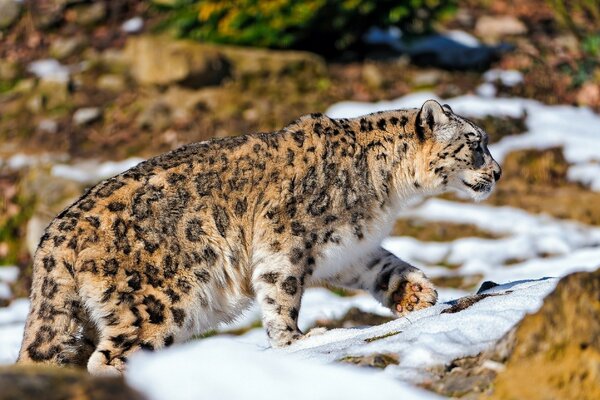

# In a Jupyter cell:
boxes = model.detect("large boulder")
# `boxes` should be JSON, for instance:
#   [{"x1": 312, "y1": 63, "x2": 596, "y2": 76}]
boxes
[
  {"x1": 124, "y1": 36, "x2": 231, "y2": 88},
  {"x1": 489, "y1": 269, "x2": 600, "y2": 400},
  {"x1": 123, "y1": 35, "x2": 327, "y2": 88}
]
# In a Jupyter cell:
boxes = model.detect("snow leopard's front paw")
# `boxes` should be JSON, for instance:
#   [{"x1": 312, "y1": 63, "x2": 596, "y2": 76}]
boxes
[{"x1": 377, "y1": 267, "x2": 438, "y2": 317}]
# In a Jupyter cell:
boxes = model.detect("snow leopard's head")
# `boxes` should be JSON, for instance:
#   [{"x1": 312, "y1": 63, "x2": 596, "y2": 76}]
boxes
[{"x1": 418, "y1": 99, "x2": 502, "y2": 201}]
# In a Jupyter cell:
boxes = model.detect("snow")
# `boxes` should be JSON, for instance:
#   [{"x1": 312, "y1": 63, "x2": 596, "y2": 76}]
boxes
[
  {"x1": 567, "y1": 162, "x2": 600, "y2": 191},
  {"x1": 121, "y1": 17, "x2": 143, "y2": 33},
  {"x1": 0, "y1": 284, "x2": 11, "y2": 300},
  {"x1": 0, "y1": 299, "x2": 28, "y2": 364},
  {"x1": 125, "y1": 278, "x2": 555, "y2": 400},
  {"x1": 127, "y1": 338, "x2": 442, "y2": 400},
  {"x1": 0, "y1": 266, "x2": 19, "y2": 283},
  {"x1": 476, "y1": 82, "x2": 496, "y2": 98},
  {"x1": 483, "y1": 69, "x2": 523, "y2": 86},
  {"x1": 0, "y1": 266, "x2": 19, "y2": 300},
  {"x1": 2, "y1": 152, "x2": 67, "y2": 170},
  {"x1": 27, "y1": 59, "x2": 70, "y2": 83},
  {"x1": 51, "y1": 157, "x2": 145, "y2": 184}
]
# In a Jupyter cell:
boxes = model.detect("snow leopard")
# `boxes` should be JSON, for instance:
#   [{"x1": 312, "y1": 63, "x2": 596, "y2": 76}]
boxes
[{"x1": 17, "y1": 99, "x2": 501, "y2": 375}]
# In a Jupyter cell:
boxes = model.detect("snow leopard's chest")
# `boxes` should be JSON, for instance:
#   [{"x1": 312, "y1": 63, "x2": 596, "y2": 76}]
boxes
[{"x1": 311, "y1": 210, "x2": 397, "y2": 280}]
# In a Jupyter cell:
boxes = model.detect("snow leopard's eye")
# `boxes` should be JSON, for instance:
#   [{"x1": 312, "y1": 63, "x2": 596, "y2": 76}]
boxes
[{"x1": 471, "y1": 141, "x2": 485, "y2": 167}]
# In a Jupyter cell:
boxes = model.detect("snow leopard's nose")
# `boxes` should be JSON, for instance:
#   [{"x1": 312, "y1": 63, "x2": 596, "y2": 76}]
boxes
[{"x1": 492, "y1": 162, "x2": 502, "y2": 182}]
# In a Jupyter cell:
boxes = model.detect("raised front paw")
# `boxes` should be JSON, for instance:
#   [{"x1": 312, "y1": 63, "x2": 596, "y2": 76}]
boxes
[{"x1": 377, "y1": 267, "x2": 438, "y2": 317}]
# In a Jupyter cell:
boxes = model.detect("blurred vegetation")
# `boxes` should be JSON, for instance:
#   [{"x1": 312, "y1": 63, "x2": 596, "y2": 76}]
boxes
[{"x1": 154, "y1": 0, "x2": 457, "y2": 54}]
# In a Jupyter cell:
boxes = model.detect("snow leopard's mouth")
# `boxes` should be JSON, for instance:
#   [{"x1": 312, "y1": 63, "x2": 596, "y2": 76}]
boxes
[{"x1": 461, "y1": 179, "x2": 492, "y2": 193}]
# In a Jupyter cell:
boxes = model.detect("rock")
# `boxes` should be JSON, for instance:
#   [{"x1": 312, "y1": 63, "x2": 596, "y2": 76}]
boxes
[
  {"x1": 0, "y1": 364, "x2": 146, "y2": 400},
  {"x1": 380, "y1": 30, "x2": 513, "y2": 70},
  {"x1": 97, "y1": 74, "x2": 126, "y2": 92},
  {"x1": 0, "y1": 0, "x2": 21, "y2": 30},
  {"x1": 98, "y1": 49, "x2": 129, "y2": 74},
  {"x1": 37, "y1": 118, "x2": 59, "y2": 134},
  {"x1": 71, "y1": 2, "x2": 106, "y2": 27},
  {"x1": 362, "y1": 64, "x2": 383, "y2": 89},
  {"x1": 35, "y1": 78, "x2": 71, "y2": 111},
  {"x1": 20, "y1": 167, "x2": 84, "y2": 257},
  {"x1": 0, "y1": 59, "x2": 20, "y2": 81},
  {"x1": 136, "y1": 101, "x2": 172, "y2": 132},
  {"x1": 441, "y1": 293, "x2": 503, "y2": 314},
  {"x1": 477, "y1": 281, "x2": 499, "y2": 293},
  {"x1": 576, "y1": 81, "x2": 600, "y2": 107},
  {"x1": 31, "y1": 0, "x2": 68, "y2": 30},
  {"x1": 426, "y1": 354, "x2": 502, "y2": 398},
  {"x1": 412, "y1": 70, "x2": 442, "y2": 87},
  {"x1": 24, "y1": 77, "x2": 70, "y2": 113},
  {"x1": 219, "y1": 45, "x2": 326, "y2": 80},
  {"x1": 73, "y1": 107, "x2": 102, "y2": 126},
  {"x1": 49, "y1": 36, "x2": 88, "y2": 60},
  {"x1": 475, "y1": 15, "x2": 528, "y2": 40},
  {"x1": 339, "y1": 353, "x2": 399, "y2": 369},
  {"x1": 124, "y1": 35, "x2": 326, "y2": 87},
  {"x1": 124, "y1": 36, "x2": 231, "y2": 88},
  {"x1": 489, "y1": 270, "x2": 600, "y2": 400}
]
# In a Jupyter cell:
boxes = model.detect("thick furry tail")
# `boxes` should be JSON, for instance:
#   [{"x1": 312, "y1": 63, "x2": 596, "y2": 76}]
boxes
[{"x1": 17, "y1": 243, "x2": 96, "y2": 367}]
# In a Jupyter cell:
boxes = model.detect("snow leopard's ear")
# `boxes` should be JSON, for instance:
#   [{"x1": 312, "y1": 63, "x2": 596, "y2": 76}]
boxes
[
  {"x1": 442, "y1": 103, "x2": 453, "y2": 113},
  {"x1": 419, "y1": 100, "x2": 450, "y2": 127},
  {"x1": 418, "y1": 100, "x2": 451, "y2": 141}
]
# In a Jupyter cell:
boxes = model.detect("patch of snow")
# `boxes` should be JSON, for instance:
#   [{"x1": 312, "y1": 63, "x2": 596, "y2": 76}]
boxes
[
  {"x1": 284, "y1": 279, "x2": 556, "y2": 373},
  {"x1": 0, "y1": 266, "x2": 19, "y2": 283},
  {"x1": 0, "y1": 283, "x2": 11, "y2": 300},
  {"x1": 386, "y1": 198, "x2": 600, "y2": 282},
  {"x1": 127, "y1": 339, "x2": 442, "y2": 400},
  {"x1": 27, "y1": 59, "x2": 70, "y2": 83},
  {"x1": 0, "y1": 299, "x2": 28, "y2": 365},
  {"x1": 6, "y1": 154, "x2": 40, "y2": 170},
  {"x1": 221, "y1": 287, "x2": 391, "y2": 333},
  {"x1": 37, "y1": 119, "x2": 59, "y2": 134},
  {"x1": 0, "y1": 298, "x2": 29, "y2": 326},
  {"x1": 121, "y1": 17, "x2": 143, "y2": 33},
  {"x1": 73, "y1": 107, "x2": 102, "y2": 126},
  {"x1": 4, "y1": 153, "x2": 68, "y2": 170},
  {"x1": 476, "y1": 82, "x2": 497, "y2": 98},
  {"x1": 483, "y1": 69, "x2": 523, "y2": 86},
  {"x1": 0, "y1": 324, "x2": 25, "y2": 365},
  {"x1": 568, "y1": 162, "x2": 600, "y2": 191},
  {"x1": 51, "y1": 157, "x2": 145, "y2": 184},
  {"x1": 125, "y1": 278, "x2": 556, "y2": 397}
]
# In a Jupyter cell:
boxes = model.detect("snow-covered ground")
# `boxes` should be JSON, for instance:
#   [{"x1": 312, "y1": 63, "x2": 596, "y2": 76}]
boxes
[
  {"x1": 125, "y1": 279, "x2": 555, "y2": 400},
  {"x1": 1, "y1": 88, "x2": 599, "y2": 398}
]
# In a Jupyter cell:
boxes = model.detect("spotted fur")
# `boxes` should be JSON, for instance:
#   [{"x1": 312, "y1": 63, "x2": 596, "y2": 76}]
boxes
[{"x1": 17, "y1": 100, "x2": 500, "y2": 375}]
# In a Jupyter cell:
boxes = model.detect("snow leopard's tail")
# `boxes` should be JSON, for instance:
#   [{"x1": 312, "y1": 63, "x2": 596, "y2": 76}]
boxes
[{"x1": 17, "y1": 231, "x2": 96, "y2": 367}]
